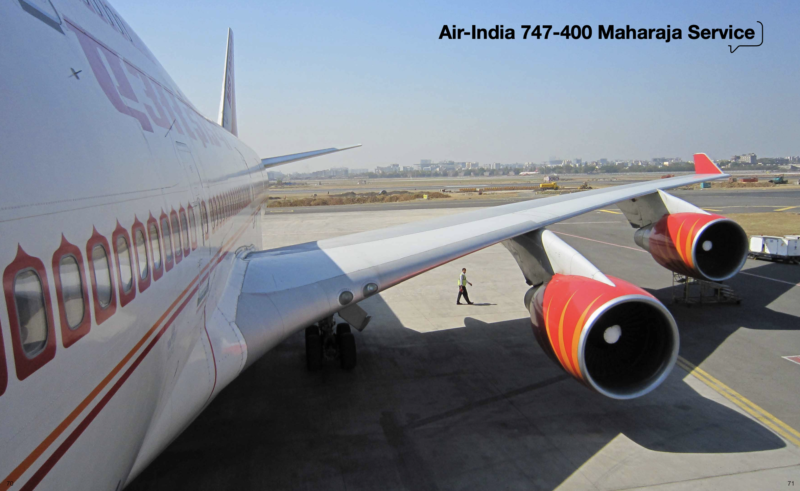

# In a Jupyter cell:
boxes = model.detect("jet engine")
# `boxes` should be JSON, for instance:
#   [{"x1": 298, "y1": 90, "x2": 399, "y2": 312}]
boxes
[
  {"x1": 634, "y1": 212, "x2": 748, "y2": 281},
  {"x1": 525, "y1": 274, "x2": 679, "y2": 400}
]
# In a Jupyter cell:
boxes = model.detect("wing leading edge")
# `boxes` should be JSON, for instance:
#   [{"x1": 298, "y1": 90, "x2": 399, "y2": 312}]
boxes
[{"x1": 261, "y1": 145, "x2": 362, "y2": 169}]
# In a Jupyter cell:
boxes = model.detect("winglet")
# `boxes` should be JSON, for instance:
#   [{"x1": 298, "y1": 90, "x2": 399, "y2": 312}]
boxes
[
  {"x1": 217, "y1": 28, "x2": 237, "y2": 136},
  {"x1": 693, "y1": 153, "x2": 723, "y2": 175}
]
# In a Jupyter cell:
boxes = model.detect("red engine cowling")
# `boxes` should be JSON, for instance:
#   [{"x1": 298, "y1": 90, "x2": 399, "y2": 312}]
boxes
[
  {"x1": 634, "y1": 213, "x2": 748, "y2": 281},
  {"x1": 526, "y1": 274, "x2": 679, "y2": 399}
]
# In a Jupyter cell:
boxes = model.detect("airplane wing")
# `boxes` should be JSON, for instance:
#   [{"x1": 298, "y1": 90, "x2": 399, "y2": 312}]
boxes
[
  {"x1": 261, "y1": 144, "x2": 362, "y2": 169},
  {"x1": 234, "y1": 154, "x2": 726, "y2": 365}
]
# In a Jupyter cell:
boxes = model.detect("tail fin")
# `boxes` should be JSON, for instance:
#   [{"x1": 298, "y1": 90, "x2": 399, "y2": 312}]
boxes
[
  {"x1": 217, "y1": 28, "x2": 237, "y2": 136},
  {"x1": 693, "y1": 153, "x2": 723, "y2": 175}
]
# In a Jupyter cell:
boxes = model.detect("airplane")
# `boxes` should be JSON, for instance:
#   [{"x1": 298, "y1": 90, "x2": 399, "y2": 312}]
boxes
[{"x1": 0, "y1": 1, "x2": 749, "y2": 489}]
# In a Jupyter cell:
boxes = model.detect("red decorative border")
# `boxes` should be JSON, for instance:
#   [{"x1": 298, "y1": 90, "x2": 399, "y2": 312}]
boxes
[
  {"x1": 86, "y1": 227, "x2": 117, "y2": 325},
  {"x1": 52, "y1": 236, "x2": 91, "y2": 348},
  {"x1": 187, "y1": 204, "x2": 198, "y2": 250},
  {"x1": 0, "y1": 318, "x2": 6, "y2": 395},
  {"x1": 170, "y1": 209, "x2": 183, "y2": 264},
  {"x1": 112, "y1": 222, "x2": 137, "y2": 307},
  {"x1": 3, "y1": 246, "x2": 57, "y2": 380},
  {"x1": 147, "y1": 214, "x2": 164, "y2": 282},
  {"x1": 179, "y1": 206, "x2": 191, "y2": 256},
  {"x1": 132, "y1": 217, "x2": 152, "y2": 293},
  {"x1": 159, "y1": 211, "x2": 174, "y2": 272}
]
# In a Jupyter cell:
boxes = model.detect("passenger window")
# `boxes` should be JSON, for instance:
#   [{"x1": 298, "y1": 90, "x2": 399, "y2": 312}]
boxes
[
  {"x1": 14, "y1": 270, "x2": 48, "y2": 357},
  {"x1": 171, "y1": 213, "x2": 182, "y2": 259},
  {"x1": 180, "y1": 210, "x2": 190, "y2": 252},
  {"x1": 149, "y1": 223, "x2": 162, "y2": 269},
  {"x1": 59, "y1": 256, "x2": 85, "y2": 329},
  {"x1": 115, "y1": 235, "x2": 133, "y2": 293},
  {"x1": 188, "y1": 207, "x2": 198, "y2": 247},
  {"x1": 161, "y1": 218, "x2": 174, "y2": 264},
  {"x1": 135, "y1": 229, "x2": 148, "y2": 280},
  {"x1": 92, "y1": 245, "x2": 113, "y2": 308},
  {"x1": 200, "y1": 202, "x2": 209, "y2": 238}
]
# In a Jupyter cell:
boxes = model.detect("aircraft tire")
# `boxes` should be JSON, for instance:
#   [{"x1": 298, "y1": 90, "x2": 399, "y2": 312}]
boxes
[
  {"x1": 338, "y1": 332, "x2": 357, "y2": 370},
  {"x1": 336, "y1": 323, "x2": 351, "y2": 335}
]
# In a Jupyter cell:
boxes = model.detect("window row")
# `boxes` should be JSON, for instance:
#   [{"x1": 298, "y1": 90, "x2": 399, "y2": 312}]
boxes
[
  {"x1": 0, "y1": 181, "x2": 266, "y2": 394},
  {"x1": 0, "y1": 200, "x2": 218, "y2": 393},
  {"x1": 208, "y1": 183, "x2": 257, "y2": 232}
]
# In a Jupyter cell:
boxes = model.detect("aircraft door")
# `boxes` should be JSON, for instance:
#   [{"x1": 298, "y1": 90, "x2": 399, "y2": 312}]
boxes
[{"x1": 174, "y1": 142, "x2": 209, "y2": 251}]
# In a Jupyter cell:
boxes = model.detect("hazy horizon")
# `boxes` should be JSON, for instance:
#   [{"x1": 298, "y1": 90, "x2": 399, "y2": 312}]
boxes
[{"x1": 114, "y1": 0, "x2": 800, "y2": 173}]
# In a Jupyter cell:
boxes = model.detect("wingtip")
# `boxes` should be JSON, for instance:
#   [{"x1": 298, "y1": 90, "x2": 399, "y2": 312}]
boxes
[{"x1": 693, "y1": 153, "x2": 723, "y2": 175}]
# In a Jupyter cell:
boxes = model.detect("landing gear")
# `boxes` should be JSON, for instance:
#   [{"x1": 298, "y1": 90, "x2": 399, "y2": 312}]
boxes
[{"x1": 304, "y1": 317, "x2": 357, "y2": 370}]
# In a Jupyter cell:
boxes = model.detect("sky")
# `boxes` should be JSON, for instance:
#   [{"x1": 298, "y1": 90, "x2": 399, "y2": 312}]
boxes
[{"x1": 113, "y1": 0, "x2": 800, "y2": 173}]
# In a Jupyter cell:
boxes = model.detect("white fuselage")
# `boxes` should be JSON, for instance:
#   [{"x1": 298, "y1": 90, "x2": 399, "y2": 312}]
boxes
[{"x1": 0, "y1": 1, "x2": 266, "y2": 488}]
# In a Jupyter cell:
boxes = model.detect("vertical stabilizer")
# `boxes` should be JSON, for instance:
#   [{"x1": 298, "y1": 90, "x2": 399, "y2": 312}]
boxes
[{"x1": 217, "y1": 28, "x2": 237, "y2": 136}]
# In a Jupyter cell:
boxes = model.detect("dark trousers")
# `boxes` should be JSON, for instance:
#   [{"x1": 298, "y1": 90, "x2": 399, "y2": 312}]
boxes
[{"x1": 457, "y1": 286, "x2": 471, "y2": 304}]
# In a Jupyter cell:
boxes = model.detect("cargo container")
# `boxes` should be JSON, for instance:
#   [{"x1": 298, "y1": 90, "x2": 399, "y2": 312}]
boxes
[{"x1": 749, "y1": 235, "x2": 800, "y2": 264}]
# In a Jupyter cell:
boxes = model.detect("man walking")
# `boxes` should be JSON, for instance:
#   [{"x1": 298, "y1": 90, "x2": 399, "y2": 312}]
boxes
[{"x1": 457, "y1": 267, "x2": 474, "y2": 305}]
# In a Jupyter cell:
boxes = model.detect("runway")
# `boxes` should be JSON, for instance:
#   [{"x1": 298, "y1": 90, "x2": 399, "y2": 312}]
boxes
[
  {"x1": 266, "y1": 187, "x2": 800, "y2": 215},
  {"x1": 129, "y1": 193, "x2": 800, "y2": 490}
]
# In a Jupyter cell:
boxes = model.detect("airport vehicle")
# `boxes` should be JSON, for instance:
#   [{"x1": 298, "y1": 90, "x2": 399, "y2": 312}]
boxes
[
  {"x1": 539, "y1": 182, "x2": 559, "y2": 190},
  {"x1": 0, "y1": 2, "x2": 749, "y2": 489}
]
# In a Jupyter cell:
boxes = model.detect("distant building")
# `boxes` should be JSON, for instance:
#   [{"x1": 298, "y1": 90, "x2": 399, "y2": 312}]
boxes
[
  {"x1": 732, "y1": 153, "x2": 757, "y2": 165},
  {"x1": 375, "y1": 163, "x2": 400, "y2": 174},
  {"x1": 598, "y1": 158, "x2": 608, "y2": 165},
  {"x1": 420, "y1": 159, "x2": 432, "y2": 166},
  {"x1": 349, "y1": 168, "x2": 369, "y2": 175}
]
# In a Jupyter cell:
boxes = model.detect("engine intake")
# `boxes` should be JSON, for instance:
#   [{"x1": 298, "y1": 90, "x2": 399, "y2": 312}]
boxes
[
  {"x1": 634, "y1": 213, "x2": 748, "y2": 281},
  {"x1": 527, "y1": 274, "x2": 679, "y2": 399}
]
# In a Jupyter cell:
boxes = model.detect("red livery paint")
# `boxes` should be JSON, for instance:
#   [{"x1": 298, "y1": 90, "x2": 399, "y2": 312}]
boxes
[
  {"x1": 649, "y1": 213, "x2": 722, "y2": 278},
  {"x1": 693, "y1": 153, "x2": 723, "y2": 175},
  {"x1": 531, "y1": 274, "x2": 653, "y2": 381}
]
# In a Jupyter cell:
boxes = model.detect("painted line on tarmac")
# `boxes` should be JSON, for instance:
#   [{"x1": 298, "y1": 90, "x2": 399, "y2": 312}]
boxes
[
  {"x1": 554, "y1": 232, "x2": 799, "y2": 288},
  {"x1": 268, "y1": 209, "x2": 295, "y2": 213},
  {"x1": 676, "y1": 357, "x2": 800, "y2": 447},
  {"x1": 775, "y1": 206, "x2": 799, "y2": 212},
  {"x1": 702, "y1": 208, "x2": 723, "y2": 212},
  {"x1": 783, "y1": 355, "x2": 800, "y2": 366},
  {"x1": 739, "y1": 272, "x2": 800, "y2": 288},
  {"x1": 552, "y1": 232, "x2": 644, "y2": 253},
  {"x1": 597, "y1": 209, "x2": 622, "y2": 214}
]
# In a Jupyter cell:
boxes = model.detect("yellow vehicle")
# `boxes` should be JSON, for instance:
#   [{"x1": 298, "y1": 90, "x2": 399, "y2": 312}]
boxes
[{"x1": 539, "y1": 182, "x2": 559, "y2": 190}]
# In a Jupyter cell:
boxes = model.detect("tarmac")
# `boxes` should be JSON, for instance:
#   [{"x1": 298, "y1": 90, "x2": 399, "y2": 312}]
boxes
[{"x1": 129, "y1": 189, "x2": 800, "y2": 490}]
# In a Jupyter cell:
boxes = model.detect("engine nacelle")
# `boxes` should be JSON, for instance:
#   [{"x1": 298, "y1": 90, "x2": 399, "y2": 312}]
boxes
[
  {"x1": 526, "y1": 274, "x2": 679, "y2": 400},
  {"x1": 634, "y1": 213, "x2": 748, "y2": 282}
]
